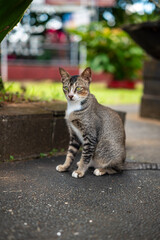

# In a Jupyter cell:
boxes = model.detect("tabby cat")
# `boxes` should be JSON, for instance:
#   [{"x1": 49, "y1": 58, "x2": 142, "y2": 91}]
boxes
[
  {"x1": 56, "y1": 67, "x2": 160, "y2": 178},
  {"x1": 56, "y1": 67, "x2": 126, "y2": 178}
]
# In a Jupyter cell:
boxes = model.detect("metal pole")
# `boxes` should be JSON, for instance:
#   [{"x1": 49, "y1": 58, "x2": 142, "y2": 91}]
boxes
[
  {"x1": 91, "y1": 0, "x2": 99, "y2": 22},
  {"x1": 70, "y1": 41, "x2": 79, "y2": 66},
  {"x1": 1, "y1": 37, "x2": 8, "y2": 82},
  {"x1": 79, "y1": 42, "x2": 87, "y2": 74}
]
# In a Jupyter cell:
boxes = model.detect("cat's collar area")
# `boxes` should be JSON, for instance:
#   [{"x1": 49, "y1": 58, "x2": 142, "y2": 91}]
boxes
[
  {"x1": 66, "y1": 97, "x2": 89, "y2": 117},
  {"x1": 66, "y1": 100, "x2": 82, "y2": 117},
  {"x1": 81, "y1": 98, "x2": 88, "y2": 106}
]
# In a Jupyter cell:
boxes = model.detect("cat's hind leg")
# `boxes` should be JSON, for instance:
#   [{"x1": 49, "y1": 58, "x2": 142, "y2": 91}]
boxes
[
  {"x1": 93, "y1": 166, "x2": 122, "y2": 176},
  {"x1": 93, "y1": 168, "x2": 108, "y2": 176},
  {"x1": 105, "y1": 166, "x2": 123, "y2": 174},
  {"x1": 93, "y1": 158, "x2": 123, "y2": 176}
]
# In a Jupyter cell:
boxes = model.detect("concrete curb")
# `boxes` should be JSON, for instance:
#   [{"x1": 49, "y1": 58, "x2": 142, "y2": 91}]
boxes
[
  {"x1": 0, "y1": 101, "x2": 69, "y2": 162},
  {"x1": 0, "y1": 101, "x2": 126, "y2": 162}
]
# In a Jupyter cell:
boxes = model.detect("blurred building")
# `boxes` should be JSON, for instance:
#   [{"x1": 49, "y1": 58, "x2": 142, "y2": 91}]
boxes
[{"x1": 2, "y1": 0, "x2": 115, "y2": 81}]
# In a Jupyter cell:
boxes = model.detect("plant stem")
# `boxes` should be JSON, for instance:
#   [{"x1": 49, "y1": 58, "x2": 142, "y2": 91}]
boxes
[{"x1": 0, "y1": 77, "x2": 4, "y2": 91}]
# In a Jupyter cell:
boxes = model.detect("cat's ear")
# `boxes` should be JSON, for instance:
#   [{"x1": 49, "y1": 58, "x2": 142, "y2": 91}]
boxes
[
  {"x1": 81, "y1": 67, "x2": 92, "y2": 83},
  {"x1": 59, "y1": 67, "x2": 70, "y2": 82}
]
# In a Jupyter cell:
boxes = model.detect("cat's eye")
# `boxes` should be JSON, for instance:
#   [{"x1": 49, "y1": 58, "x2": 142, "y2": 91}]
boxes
[
  {"x1": 76, "y1": 87, "x2": 83, "y2": 92},
  {"x1": 63, "y1": 86, "x2": 69, "y2": 91}
]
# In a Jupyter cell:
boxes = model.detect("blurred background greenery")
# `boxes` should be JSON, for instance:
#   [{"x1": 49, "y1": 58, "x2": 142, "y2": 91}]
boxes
[
  {"x1": 68, "y1": 22, "x2": 144, "y2": 80},
  {"x1": 0, "y1": 0, "x2": 160, "y2": 105},
  {"x1": 1, "y1": 81, "x2": 142, "y2": 105}
]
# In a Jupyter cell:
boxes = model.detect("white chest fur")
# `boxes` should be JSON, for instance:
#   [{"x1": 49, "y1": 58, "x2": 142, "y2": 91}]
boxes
[
  {"x1": 66, "y1": 100, "x2": 82, "y2": 117},
  {"x1": 66, "y1": 101, "x2": 83, "y2": 143}
]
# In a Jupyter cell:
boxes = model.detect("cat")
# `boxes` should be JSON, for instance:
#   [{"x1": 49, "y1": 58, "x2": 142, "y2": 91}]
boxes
[
  {"x1": 56, "y1": 67, "x2": 126, "y2": 178},
  {"x1": 56, "y1": 67, "x2": 160, "y2": 178}
]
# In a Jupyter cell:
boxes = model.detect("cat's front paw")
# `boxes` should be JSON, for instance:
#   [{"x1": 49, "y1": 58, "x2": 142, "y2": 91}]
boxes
[
  {"x1": 76, "y1": 161, "x2": 80, "y2": 167},
  {"x1": 72, "y1": 170, "x2": 85, "y2": 178},
  {"x1": 56, "y1": 164, "x2": 68, "y2": 172}
]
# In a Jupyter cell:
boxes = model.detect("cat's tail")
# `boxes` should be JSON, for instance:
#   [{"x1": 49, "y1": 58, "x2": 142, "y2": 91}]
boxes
[{"x1": 123, "y1": 162, "x2": 160, "y2": 170}]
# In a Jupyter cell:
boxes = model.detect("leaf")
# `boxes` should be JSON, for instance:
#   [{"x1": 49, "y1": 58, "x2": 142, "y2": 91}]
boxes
[
  {"x1": 9, "y1": 155, "x2": 15, "y2": 161},
  {"x1": 40, "y1": 153, "x2": 47, "y2": 158},
  {"x1": 67, "y1": 22, "x2": 145, "y2": 80},
  {"x1": 0, "y1": 0, "x2": 32, "y2": 42}
]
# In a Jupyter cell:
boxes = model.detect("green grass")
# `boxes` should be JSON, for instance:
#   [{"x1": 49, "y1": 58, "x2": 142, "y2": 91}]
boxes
[
  {"x1": 4, "y1": 81, "x2": 143, "y2": 105},
  {"x1": 90, "y1": 83, "x2": 143, "y2": 105}
]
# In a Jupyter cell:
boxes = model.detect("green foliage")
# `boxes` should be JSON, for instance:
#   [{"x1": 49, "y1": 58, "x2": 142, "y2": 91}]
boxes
[
  {"x1": 0, "y1": 0, "x2": 32, "y2": 42},
  {"x1": 0, "y1": 82, "x2": 14, "y2": 102},
  {"x1": 0, "y1": 82, "x2": 31, "y2": 103},
  {"x1": 9, "y1": 155, "x2": 15, "y2": 161},
  {"x1": 68, "y1": 22, "x2": 145, "y2": 80},
  {"x1": 40, "y1": 153, "x2": 47, "y2": 158},
  {"x1": 39, "y1": 149, "x2": 65, "y2": 158},
  {"x1": 101, "y1": 7, "x2": 160, "y2": 27},
  {"x1": 0, "y1": 77, "x2": 4, "y2": 91},
  {"x1": 99, "y1": 0, "x2": 160, "y2": 27},
  {"x1": 49, "y1": 148, "x2": 58, "y2": 155}
]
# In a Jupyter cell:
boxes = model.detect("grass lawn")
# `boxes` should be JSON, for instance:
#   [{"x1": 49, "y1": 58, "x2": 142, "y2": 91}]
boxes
[{"x1": 4, "y1": 81, "x2": 143, "y2": 105}]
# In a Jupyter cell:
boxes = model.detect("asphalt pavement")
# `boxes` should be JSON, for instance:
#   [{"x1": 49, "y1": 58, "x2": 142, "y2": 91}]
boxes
[{"x1": 0, "y1": 104, "x2": 160, "y2": 240}]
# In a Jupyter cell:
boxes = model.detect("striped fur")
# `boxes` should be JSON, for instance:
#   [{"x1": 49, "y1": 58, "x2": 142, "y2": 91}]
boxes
[
  {"x1": 56, "y1": 67, "x2": 126, "y2": 178},
  {"x1": 57, "y1": 67, "x2": 160, "y2": 177}
]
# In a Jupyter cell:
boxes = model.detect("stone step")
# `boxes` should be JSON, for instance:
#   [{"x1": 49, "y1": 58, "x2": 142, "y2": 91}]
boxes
[
  {"x1": 0, "y1": 101, "x2": 69, "y2": 162},
  {"x1": 0, "y1": 101, "x2": 126, "y2": 162}
]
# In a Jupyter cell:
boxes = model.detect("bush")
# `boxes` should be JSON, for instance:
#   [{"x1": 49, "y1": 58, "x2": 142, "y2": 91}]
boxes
[{"x1": 68, "y1": 22, "x2": 145, "y2": 80}]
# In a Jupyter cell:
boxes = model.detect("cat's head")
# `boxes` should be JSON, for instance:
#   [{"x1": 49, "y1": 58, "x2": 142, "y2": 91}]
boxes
[{"x1": 59, "y1": 67, "x2": 91, "y2": 102}]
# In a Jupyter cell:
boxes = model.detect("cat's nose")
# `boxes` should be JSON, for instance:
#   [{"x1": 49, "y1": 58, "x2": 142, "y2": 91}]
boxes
[{"x1": 68, "y1": 94, "x2": 74, "y2": 100}]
